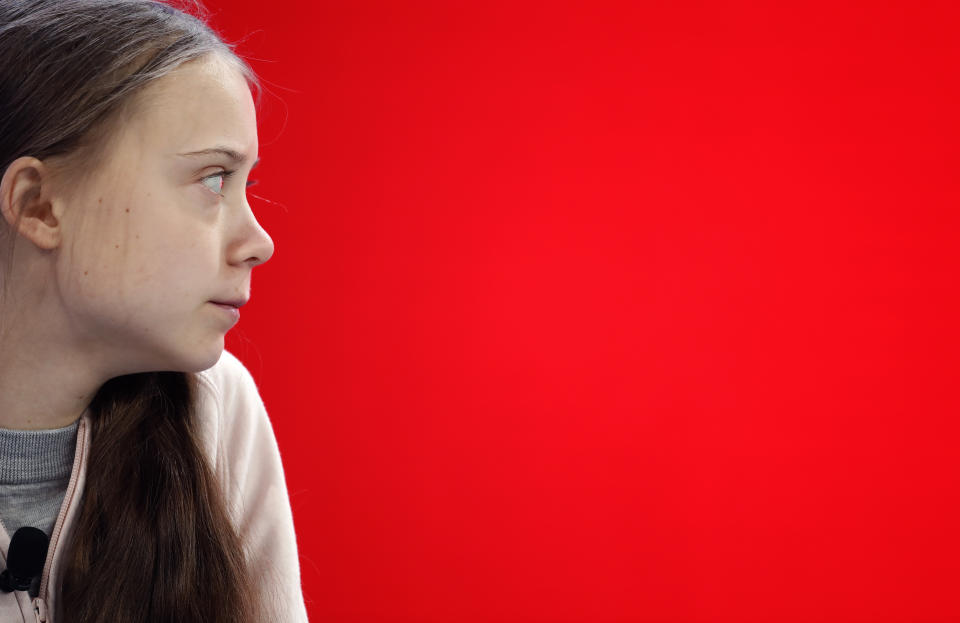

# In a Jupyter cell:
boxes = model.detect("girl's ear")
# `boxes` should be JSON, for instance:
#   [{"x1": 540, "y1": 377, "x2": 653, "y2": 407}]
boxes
[{"x1": 0, "y1": 157, "x2": 62, "y2": 250}]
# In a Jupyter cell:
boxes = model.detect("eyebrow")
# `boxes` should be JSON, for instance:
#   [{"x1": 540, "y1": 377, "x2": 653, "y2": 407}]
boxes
[{"x1": 179, "y1": 147, "x2": 260, "y2": 169}]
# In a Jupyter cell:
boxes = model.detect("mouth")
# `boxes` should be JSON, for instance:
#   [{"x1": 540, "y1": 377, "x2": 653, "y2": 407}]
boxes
[
  {"x1": 209, "y1": 299, "x2": 248, "y2": 308},
  {"x1": 210, "y1": 301, "x2": 241, "y2": 322}
]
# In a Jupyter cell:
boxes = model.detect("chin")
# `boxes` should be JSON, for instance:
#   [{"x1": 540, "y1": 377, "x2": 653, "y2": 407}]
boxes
[{"x1": 176, "y1": 339, "x2": 225, "y2": 374}]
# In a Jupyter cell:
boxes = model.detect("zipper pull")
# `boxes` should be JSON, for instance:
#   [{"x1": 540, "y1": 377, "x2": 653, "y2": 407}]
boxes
[{"x1": 32, "y1": 597, "x2": 48, "y2": 622}]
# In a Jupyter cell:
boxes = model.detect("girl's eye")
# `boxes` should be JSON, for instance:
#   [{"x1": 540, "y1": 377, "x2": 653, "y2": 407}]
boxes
[
  {"x1": 201, "y1": 170, "x2": 256, "y2": 196},
  {"x1": 201, "y1": 172, "x2": 225, "y2": 195}
]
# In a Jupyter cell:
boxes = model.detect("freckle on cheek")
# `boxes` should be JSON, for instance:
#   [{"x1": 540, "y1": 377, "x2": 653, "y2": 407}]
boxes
[
  {"x1": 83, "y1": 271, "x2": 88, "y2": 276},
  {"x1": 115, "y1": 244, "x2": 120, "y2": 249},
  {"x1": 125, "y1": 208, "x2": 130, "y2": 213}
]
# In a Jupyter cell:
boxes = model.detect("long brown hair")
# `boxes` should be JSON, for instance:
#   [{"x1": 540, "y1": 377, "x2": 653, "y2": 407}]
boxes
[{"x1": 0, "y1": 1, "x2": 263, "y2": 620}]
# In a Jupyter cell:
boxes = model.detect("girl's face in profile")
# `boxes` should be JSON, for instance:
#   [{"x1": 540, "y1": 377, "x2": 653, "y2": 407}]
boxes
[{"x1": 55, "y1": 53, "x2": 273, "y2": 375}]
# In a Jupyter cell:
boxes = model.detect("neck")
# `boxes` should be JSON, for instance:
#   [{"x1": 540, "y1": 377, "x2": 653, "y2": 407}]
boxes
[{"x1": 0, "y1": 309, "x2": 101, "y2": 431}]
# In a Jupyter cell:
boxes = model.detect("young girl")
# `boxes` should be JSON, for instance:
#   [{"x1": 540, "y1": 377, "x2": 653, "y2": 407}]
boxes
[{"x1": 0, "y1": 1, "x2": 308, "y2": 621}]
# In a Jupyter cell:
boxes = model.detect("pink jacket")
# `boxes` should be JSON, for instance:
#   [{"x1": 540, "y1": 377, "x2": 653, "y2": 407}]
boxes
[{"x1": 0, "y1": 350, "x2": 310, "y2": 622}]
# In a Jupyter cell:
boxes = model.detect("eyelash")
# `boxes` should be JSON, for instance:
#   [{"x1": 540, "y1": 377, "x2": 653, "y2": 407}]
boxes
[{"x1": 202, "y1": 169, "x2": 259, "y2": 196}]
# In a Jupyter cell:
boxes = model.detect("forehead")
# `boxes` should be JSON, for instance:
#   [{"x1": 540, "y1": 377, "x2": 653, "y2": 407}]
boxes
[{"x1": 123, "y1": 55, "x2": 257, "y2": 159}]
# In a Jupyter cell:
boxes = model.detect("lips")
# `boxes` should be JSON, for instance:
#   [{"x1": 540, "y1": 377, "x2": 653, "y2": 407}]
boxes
[{"x1": 210, "y1": 299, "x2": 248, "y2": 308}]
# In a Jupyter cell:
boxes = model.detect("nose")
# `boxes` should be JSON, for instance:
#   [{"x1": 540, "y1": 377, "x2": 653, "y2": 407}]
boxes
[
  {"x1": 246, "y1": 224, "x2": 274, "y2": 267},
  {"x1": 232, "y1": 199, "x2": 275, "y2": 267}
]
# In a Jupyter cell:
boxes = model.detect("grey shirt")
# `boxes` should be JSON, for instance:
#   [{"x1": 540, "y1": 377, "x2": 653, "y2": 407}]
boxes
[{"x1": 0, "y1": 420, "x2": 79, "y2": 538}]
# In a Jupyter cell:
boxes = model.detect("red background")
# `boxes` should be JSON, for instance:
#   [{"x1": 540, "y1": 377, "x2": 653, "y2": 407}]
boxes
[{"x1": 207, "y1": 1, "x2": 960, "y2": 621}]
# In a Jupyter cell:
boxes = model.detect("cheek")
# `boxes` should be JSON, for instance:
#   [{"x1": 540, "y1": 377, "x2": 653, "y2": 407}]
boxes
[{"x1": 59, "y1": 200, "x2": 210, "y2": 313}]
